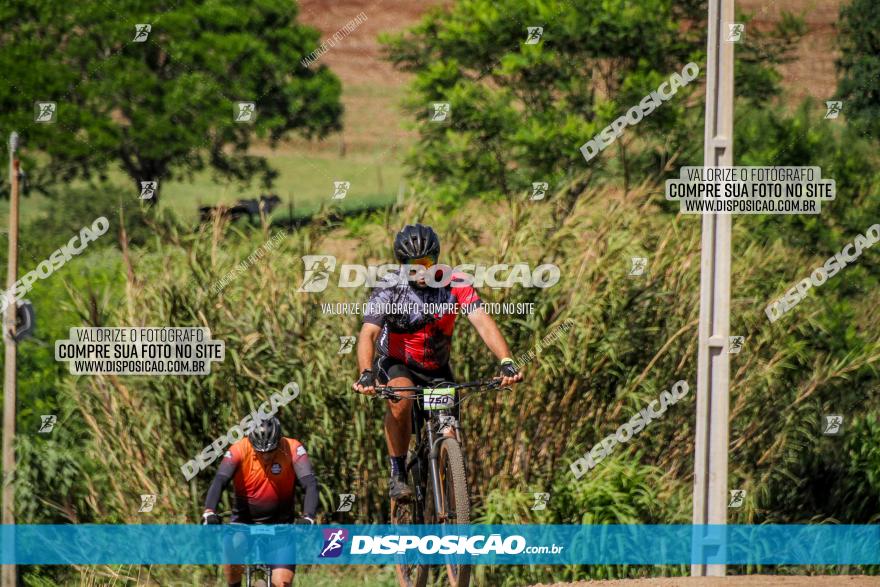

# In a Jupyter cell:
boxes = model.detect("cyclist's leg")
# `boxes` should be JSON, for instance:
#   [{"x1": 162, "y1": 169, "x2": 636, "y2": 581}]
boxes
[
  {"x1": 224, "y1": 565, "x2": 244, "y2": 586},
  {"x1": 376, "y1": 357, "x2": 417, "y2": 498},
  {"x1": 223, "y1": 520, "x2": 247, "y2": 586},
  {"x1": 384, "y1": 372, "x2": 415, "y2": 456},
  {"x1": 264, "y1": 517, "x2": 295, "y2": 586},
  {"x1": 376, "y1": 357, "x2": 417, "y2": 457},
  {"x1": 269, "y1": 565, "x2": 294, "y2": 587}
]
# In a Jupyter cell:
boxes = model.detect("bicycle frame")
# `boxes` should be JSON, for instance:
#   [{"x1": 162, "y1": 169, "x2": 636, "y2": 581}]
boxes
[
  {"x1": 375, "y1": 378, "x2": 505, "y2": 587},
  {"x1": 244, "y1": 563, "x2": 271, "y2": 587},
  {"x1": 415, "y1": 396, "x2": 449, "y2": 519},
  {"x1": 214, "y1": 514, "x2": 276, "y2": 587},
  {"x1": 374, "y1": 379, "x2": 501, "y2": 519}
]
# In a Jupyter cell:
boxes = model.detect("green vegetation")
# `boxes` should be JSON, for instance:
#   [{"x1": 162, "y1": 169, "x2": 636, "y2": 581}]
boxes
[
  {"x1": 156, "y1": 149, "x2": 404, "y2": 219},
  {"x1": 2, "y1": 0, "x2": 880, "y2": 585},
  {"x1": 22, "y1": 563, "x2": 399, "y2": 586},
  {"x1": 382, "y1": 0, "x2": 804, "y2": 205},
  {"x1": 14, "y1": 165, "x2": 880, "y2": 583},
  {"x1": 0, "y1": 0, "x2": 343, "y2": 203},
  {"x1": 837, "y1": 0, "x2": 880, "y2": 140},
  {"x1": 0, "y1": 151, "x2": 402, "y2": 228}
]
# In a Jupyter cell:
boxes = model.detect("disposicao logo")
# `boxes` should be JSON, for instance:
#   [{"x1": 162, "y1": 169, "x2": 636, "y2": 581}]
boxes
[
  {"x1": 350, "y1": 534, "x2": 528, "y2": 555},
  {"x1": 297, "y1": 255, "x2": 338, "y2": 293},
  {"x1": 320, "y1": 528, "x2": 348, "y2": 558},
  {"x1": 295, "y1": 255, "x2": 560, "y2": 292}
]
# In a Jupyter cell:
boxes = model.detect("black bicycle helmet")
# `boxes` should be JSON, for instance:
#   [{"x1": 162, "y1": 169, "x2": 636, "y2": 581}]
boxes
[
  {"x1": 393, "y1": 223, "x2": 440, "y2": 262},
  {"x1": 248, "y1": 416, "x2": 282, "y2": 453}
]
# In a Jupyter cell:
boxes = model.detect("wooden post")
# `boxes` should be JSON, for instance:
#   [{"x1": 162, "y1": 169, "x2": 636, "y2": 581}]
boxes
[{"x1": 2, "y1": 131, "x2": 20, "y2": 587}]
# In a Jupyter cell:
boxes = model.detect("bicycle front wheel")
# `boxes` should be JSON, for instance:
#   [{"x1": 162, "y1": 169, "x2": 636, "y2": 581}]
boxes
[
  {"x1": 393, "y1": 450, "x2": 429, "y2": 587},
  {"x1": 437, "y1": 438, "x2": 471, "y2": 587}
]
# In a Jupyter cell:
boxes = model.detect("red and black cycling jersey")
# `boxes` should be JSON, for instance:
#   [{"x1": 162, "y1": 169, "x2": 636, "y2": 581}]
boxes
[{"x1": 364, "y1": 273, "x2": 482, "y2": 371}]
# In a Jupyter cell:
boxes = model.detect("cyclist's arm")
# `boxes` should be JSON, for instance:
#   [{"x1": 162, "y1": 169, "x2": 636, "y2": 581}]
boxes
[
  {"x1": 467, "y1": 308, "x2": 514, "y2": 361},
  {"x1": 359, "y1": 286, "x2": 391, "y2": 374},
  {"x1": 292, "y1": 443, "x2": 318, "y2": 519},
  {"x1": 356, "y1": 322, "x2": 381, "y2": 374},
  {"x1": 297, "y1": 473, "x2": 318, "y2": 520},
  {"x1": 203, "y1": 457, "x2": 238, "y2": 513},
  {"x1": 295, "y1": 468, "x2": 318, "y2": 520}
]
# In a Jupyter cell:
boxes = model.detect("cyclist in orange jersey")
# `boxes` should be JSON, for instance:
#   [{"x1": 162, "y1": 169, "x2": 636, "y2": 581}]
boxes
[{"x1": 202, "y1": 417, "x2": 317, "y2": 587}]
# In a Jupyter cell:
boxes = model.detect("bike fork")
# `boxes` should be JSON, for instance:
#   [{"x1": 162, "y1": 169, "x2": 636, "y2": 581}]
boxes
[{"x1": 426, "y1": 426, "x2": 446, "y2": 522}]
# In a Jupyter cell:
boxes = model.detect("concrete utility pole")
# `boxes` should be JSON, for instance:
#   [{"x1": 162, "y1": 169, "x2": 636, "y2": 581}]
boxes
[
  {"x1": 692, "y1": 0, "x2": 735, "y2": 578},
  {"x1": 2, "y1": 131, "x2": 20, "y2": 587}
]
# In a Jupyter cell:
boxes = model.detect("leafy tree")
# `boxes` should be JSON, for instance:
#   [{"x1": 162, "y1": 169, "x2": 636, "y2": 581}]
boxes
[
  {"x1": 734, "y1": 99, "x2": 880, "y2": 257},
  {"x1": 836, "y1": 0, "x2": 880, "y2": 140},
  {"x1": 735, "y1": 11, "x2": 807, "y2": 104},
  {"x1": 382, "y1": 0, "x2": 803, "y2": 206},
  {"x1": 0, "y1": 0, "x2": 342, "y2": 203}
]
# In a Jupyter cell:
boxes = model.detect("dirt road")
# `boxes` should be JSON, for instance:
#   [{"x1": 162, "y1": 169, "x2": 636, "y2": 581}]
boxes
[{"x1": 530, "y1": 576, "x2": 880, "y2": 587}]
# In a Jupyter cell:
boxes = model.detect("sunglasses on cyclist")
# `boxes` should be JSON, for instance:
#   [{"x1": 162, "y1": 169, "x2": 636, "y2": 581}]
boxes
[{"x1": 406, "y1": 256, "x2": 437, "y2": 268}]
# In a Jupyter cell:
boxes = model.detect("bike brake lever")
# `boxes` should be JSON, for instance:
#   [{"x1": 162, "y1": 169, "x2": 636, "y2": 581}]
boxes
[
  {"x1": 486, "y1": 379, "x2": 511, "y2": 392},
  {"x1": 378, "y1": 389, "x2": 401, "y2": 403}
]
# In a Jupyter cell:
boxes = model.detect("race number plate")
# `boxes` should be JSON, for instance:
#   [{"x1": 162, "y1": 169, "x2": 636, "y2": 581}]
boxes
[
  {"x1": 250, "y1": 525, "x2": 276, "y2": 536},
  {"x1": 423, "y1": 387, "x2": 454, "y2": 410}
]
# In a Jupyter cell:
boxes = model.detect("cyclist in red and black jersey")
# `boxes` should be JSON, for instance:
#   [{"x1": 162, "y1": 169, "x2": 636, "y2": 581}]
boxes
[{"x1": 352, "y1": 223, "x2": 523, "y2": 500}]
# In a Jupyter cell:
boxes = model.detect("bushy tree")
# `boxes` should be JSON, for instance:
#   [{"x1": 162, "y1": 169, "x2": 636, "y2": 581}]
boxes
[
  {"x1": 836, "y1": 0, "x2": 880, "y2": 140},
  {"x1": 382, "y1": 0, "x2": 803, "y2": 206},
  {"x1": 0, "y1": 0, "x2": 343, "y2": 202}
]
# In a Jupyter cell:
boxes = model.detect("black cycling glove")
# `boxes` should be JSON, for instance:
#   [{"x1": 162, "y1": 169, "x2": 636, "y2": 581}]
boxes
[
  {"x1": 499, "y1": 358, "x2": 519, "y2": 378},
  {"x1": 356, "y1": 369, "x2": 375, "y2": 388}
]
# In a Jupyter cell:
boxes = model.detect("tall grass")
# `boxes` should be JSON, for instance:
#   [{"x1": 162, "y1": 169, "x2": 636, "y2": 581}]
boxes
[{"x1": 35, "y1": 182, "x2": 880, "y2": 584}]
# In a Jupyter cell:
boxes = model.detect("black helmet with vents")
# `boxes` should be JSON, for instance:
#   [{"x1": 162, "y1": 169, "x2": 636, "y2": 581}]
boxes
[
  {"x1": 393, "y1": 223, "x2": 440, "y2": 262},
  {"x1": 248, "y1": 416, "x2": 282, "y2": 453}
]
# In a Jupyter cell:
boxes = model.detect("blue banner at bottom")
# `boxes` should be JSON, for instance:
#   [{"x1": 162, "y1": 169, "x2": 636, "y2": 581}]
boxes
[{"x1": 0, "y1": 525, "x2": 878, "y2": 565}]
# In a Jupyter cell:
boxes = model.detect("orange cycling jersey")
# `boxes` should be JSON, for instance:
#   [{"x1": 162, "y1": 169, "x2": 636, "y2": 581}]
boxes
[{"x1": 222, "y1": 437, "x2": 311, "y2": 523}]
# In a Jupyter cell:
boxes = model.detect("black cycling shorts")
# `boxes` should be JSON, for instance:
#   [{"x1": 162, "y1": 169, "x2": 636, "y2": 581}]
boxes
[
  {"x1": 374, "y1": 355, "x2": 454, "y2": 386},
  {"x1": 374, "y1": 356, "x2": 459, "y2": 421}
]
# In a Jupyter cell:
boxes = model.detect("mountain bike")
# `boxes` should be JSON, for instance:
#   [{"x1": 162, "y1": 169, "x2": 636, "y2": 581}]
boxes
[
  {"x1": 242, "y1": 561, "x2": 272, "y2": 587},
  {"x1": 215, "y1": 512, "x2": 273, "y2": 587},
  {"x1": 373, "y1": 377, "x2": 504, "y2": 587}
]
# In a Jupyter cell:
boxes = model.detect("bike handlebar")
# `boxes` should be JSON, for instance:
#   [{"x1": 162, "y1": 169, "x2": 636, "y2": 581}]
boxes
[{"x1": 371, "y1": 378, "x2": 504, "y2": 402}]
